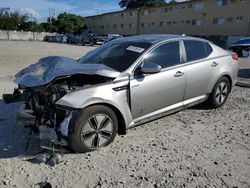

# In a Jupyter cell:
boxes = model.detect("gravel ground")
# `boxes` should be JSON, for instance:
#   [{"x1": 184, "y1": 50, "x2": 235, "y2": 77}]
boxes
[{"x1": 0, "y1": 41, "x2": 249, "y2": 188}]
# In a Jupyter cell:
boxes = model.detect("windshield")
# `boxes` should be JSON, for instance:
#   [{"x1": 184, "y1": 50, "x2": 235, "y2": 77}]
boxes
[{"x1": 78, "y1": 41, "x2": 152, "y2": 72}]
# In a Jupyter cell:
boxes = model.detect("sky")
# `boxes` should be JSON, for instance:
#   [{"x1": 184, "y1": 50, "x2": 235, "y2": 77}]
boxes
[{"x1": 0, "y1": 0, "x2": 185, "y2": 22}]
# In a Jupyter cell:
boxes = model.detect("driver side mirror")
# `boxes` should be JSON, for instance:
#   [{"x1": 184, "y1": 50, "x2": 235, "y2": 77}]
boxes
[{"x1": 140, "y1": 62, "x2": 161, "y2": 74}]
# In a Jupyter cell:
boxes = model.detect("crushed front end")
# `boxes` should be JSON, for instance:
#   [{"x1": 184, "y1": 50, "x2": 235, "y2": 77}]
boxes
[
  {"x1": 3, "y1": 83, "x2": 76, "y2": 147},
  {"x1": 2, "y1": 56, "x2": 118, "y2": 149}
]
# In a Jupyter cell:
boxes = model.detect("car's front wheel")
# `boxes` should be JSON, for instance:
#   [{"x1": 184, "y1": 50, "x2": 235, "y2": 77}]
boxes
[
  {"x1": 68, "y1": 105, "x2": 118, "y2": 153},
  {"x1": 207, "y1": 77, "x2": 230, "y2": 108}
]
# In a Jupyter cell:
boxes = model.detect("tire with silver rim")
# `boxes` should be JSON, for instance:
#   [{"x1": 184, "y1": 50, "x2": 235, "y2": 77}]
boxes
[
  {"x1": 68, "y1": 105, "x2": 118, "y2": 153},
  {"x1": 207, "y1": 77, "x2": 230, "y2": 108}
]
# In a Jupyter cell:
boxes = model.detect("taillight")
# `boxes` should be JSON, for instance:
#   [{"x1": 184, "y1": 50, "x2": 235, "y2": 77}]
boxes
[{"x1": 231, "y1": 52, "x2": 238, "y2": 61}]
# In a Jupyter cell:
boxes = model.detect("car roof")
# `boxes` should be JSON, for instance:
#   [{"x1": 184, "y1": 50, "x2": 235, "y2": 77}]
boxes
[
  {"x1": 115, "y1": 34, "x2": 209, "y2": 44},
  {"x1": 239, "y1": 38, "x2": 250, "y2": 40}
]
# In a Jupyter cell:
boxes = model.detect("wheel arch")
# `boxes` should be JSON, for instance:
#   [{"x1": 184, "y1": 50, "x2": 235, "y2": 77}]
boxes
[
  {"x1": 210, "y1": 73, "x2": 233, "y2": 94},
  {"x1": 84, "y1": 103, "x2": 127, "y2": 135},
  {"x1": 222, "y1": 74, "x2": 233, "y2": 92}
]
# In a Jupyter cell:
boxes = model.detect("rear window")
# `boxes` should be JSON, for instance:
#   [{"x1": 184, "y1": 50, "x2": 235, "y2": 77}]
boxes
[
  {"x1": 236, "y1": 39, "x2": 250, "y2": 44},
  {"x1": 184, "y1": 40, "x2": 212, "y2": 62},
  {"x1": 204, "y1": 42, "x2": 213, "y2": 56}
]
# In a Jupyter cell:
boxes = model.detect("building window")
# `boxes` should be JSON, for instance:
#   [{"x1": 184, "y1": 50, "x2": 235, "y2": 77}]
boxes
[
  {"x1": 141, "y1": 23, "x2": 145, "y2": 27},
  {"x1": 217, "y1": 0, "x2": 228, "y2": 6},
  {"x1": 129, "y1": 23, "x2": 135, "y2": 28},
  {"x1": 213, "y1": 18, "x2": 225, "y2": 25},
  {"x1": 173, "y1": 21, "x2": 177, "y2": 25},
  {"x1": 152, "y1": 22, "x2": 155, "y2": 26},
  {"x1": 227, "y1": 17, "x2": 233, "y2": 22},
  {"x1": 106, "y1": 25, "x2": 110, "y2": 29},
  {"x1": 142, "y1": 10, "x2": 150, "y2": 16},
  {"x1": 121, "y1": 13, "x2": 124, "y2": 17},
  {"x1": 187, "y1": 4, "x2": 192, "y2": 8},
  {"x1": 129, "y1": 12, "x2": 133, "y2": 16},
  {"x1": 113, "y1": 24, "x2": 117, "y2": 29},
  {"x1": 236, "y1": 16, "x2": 243, "y2": 22},
  {"x1": 160, "y1": 7, "x2": 168, "y2": 13},
  {"x1": 179, "y1": 20, "x2": 185, "y2": 25},
  {"x1": 121, "y1": 24, "x2": 124, "y2": 28},
  {"x1": 192, "y1": 19, "x2": 202, "y2": 26},
  {"x1": 159, "y1": 21, "x2": 167, "y2": 27},
  {"x1": 193, "y1": 3, "x2": 204, "y2": 10}
]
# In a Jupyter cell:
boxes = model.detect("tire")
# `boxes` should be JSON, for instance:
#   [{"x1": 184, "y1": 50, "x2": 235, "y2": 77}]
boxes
[
  {"x1": 206, "y1": 77, "x2": 230, "y2": 109},
  {"x1": 90, "y1": 40, "x2": 95, "y2": 46},
  {"x1": 68, "y1": 105, "x2": 118, "y2": 153},
  {"x1": 81, "y1": 40, "x2": 85, "y2": 46}
]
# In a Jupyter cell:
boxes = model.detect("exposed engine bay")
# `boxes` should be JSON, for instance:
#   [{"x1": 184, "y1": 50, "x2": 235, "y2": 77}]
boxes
[
  {"x1": 4, "y1": 74, "x2": 113, "y2": 146},
  {"x1": 3, "y1": 56, "x2": 119, "y2": 149}
]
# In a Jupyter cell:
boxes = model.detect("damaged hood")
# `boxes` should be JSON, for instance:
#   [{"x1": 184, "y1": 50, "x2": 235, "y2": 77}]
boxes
[{"x1": 15, "y1": 56, "x2": 120, "y2": 87}]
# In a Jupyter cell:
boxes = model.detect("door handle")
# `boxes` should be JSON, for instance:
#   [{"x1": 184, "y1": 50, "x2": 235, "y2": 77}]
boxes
[
  {"x1": 211, "y1": 62, "x2": 218, "y2": 67},
  {"x1": 174, "y1": 71, "x2": 184, "y2": 77}
]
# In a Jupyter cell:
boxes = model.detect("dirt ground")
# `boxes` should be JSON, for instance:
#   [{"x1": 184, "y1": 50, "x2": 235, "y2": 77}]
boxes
[{"x1": 0, "y1": 41, "x2": 249, "y2": 188}]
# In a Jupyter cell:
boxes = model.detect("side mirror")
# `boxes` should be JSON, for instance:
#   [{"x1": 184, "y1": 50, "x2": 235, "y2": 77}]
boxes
[{"x1": 140, "y1": 62, "x2": 161, "y2": 74}]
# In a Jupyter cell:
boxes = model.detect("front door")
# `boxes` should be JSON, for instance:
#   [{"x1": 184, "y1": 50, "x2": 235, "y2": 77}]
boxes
[{"x1": 130, "y1": 41, "x2": 186, "y2": 119}]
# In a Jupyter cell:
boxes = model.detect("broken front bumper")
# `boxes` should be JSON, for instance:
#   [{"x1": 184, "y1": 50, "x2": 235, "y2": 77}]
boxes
[
  {"x1": 16, "y1": 104, "x2": 36, "y2": 125},
  {"x1": 2, "y1": 92, "x2": 24, "y2": 104}
]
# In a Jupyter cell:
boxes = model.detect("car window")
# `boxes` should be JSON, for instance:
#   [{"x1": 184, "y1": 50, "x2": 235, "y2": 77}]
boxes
[
  {"x1": 237, "y1": 39, "x2": 250, "y2": 44},
  {"x1": 184, "y1": 40, "x2": 210, "y2": 62},
  {"x1": 204, "y1": 42, "x2": 213, "y2": 56},
  {"x1": 144, "y1": 41, "x2": 180, "y2": 69}
]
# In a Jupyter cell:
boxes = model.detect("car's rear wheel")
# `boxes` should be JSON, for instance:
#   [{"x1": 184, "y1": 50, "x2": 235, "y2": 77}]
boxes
[
  {"x1": 207, "y1": 77, "x2": 230, "y2": 108},
  {"x1": 81, "y1": 40, "x2": 85, "y2": 46},
  {"x1": 68, "y1": 105, "x2": 118, "y2": 153},
  {"x1": 90, "y1": 40, "x2": 95, "y2": 46}
]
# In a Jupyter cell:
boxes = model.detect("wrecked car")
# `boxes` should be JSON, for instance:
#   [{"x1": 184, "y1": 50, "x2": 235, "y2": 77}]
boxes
[{"x1": 3, "y1": 35, "x2": 239, "y2": 153}]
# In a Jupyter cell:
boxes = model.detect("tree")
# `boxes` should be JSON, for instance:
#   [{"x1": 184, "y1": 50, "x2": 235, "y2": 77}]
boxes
[
  {"x1": 168, "y1": 0, "x2": 177, "y2": 4},
  {"x1": 0, "y1": 8, "x2": 28, "y2": 30},
  {"x1": 56, "y1": 12, "x2": 87, "y2": 34},
  {"x1": 119, "y1": 0, "x2": 166, "y2": 9}
]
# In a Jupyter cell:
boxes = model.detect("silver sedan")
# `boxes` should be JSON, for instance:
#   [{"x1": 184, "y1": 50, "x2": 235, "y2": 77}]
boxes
[{"x1": 3, "y1": 35, "x2": 239, "y2": 153}]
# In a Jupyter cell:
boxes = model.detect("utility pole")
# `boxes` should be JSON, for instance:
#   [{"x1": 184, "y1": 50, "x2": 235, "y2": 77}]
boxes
[
  {"x1": 48, "y1": 8, "x2": 55, "y2": 23},
  {"x1": 136, "y1": 8, "x2": 141, "y2": 35},
  {"x1": 48, "y1": 8, "x2": 55, "y2": 32}
]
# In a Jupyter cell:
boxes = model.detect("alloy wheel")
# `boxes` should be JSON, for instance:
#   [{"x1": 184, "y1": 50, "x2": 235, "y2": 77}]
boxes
[
  {"x1": 215, "y1": 81, "x2": 228, "y2": 104},
  {"x1": 80, "y1": 114, "x2": 113, "y2": 149}
]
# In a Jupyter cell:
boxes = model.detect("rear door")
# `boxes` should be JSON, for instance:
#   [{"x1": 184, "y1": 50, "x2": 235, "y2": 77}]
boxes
[{"x1": 182, "y1": 40, "x2": 219, "y2": 102}]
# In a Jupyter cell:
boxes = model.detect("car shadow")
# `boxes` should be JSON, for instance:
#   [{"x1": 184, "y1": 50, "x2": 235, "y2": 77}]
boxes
[
  {"x1": 238, "y1": 69, "x2": 250, "y2": 79},
  {"x1": 0, "y1": 100, "x2": 41, "y2": 159}
]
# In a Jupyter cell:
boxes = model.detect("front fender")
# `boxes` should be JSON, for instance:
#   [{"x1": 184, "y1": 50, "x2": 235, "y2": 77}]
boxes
[{"x1": 56, "y1": 81, "x2": 133, "y2": 128}]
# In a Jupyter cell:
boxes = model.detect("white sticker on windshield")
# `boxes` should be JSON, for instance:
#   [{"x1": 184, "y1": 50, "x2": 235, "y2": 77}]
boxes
[{"x1": 126, "y1": 46, "x2": 145, "y2": 53}]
